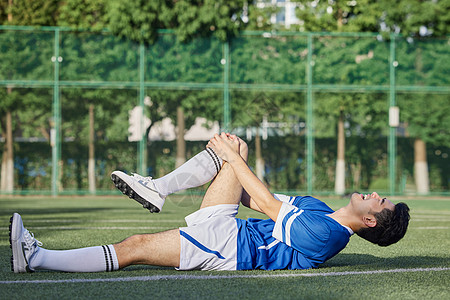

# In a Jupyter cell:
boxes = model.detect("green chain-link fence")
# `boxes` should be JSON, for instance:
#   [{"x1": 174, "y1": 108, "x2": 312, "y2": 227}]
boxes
[{"x1": 0, "y1": 26, "x2": 449, "y2": 195}]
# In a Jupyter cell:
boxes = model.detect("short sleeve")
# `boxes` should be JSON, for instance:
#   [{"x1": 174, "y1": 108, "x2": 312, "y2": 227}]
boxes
[
  {"x1": 272, "y1": 202, "x2": 330, "y2": 256},
  {"x1": 272, "y1": 202, "x2": 304, "y2": 246},
  {"x1": 273, "y1": 193, "x2": 294, "y2": 204}
]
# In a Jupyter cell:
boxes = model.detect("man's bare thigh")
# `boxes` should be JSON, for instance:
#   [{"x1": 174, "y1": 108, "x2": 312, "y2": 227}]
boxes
[{"x1": 200, "y1": 162, "x2": 243, "y2": 209}]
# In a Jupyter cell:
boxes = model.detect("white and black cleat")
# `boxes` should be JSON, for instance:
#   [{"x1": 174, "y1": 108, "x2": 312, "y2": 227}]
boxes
[
  {"x1": 9, "y1": 213, "x2": 42, "y2": 273},
  {"x1": 111, "y1": 171, "x2": 165, "y2": 213}
]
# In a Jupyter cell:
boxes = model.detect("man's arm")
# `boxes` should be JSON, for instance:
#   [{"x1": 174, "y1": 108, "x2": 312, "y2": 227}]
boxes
[
  {"x1": 240, "y1": 190, "x2": 264, "y2": 213},
  {"x1": 229, "y1": 134, "x2": 264, "y2": 214},
  {"x1": 208, "y1": 133, "x2": 282, "y2": 222}
]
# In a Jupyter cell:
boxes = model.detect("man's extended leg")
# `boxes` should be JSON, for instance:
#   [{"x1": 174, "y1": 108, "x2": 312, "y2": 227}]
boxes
[
  {"x1": 10, "y1": 213, "x2": 180, "y2": 273},
  {"x1": 111, "y1": 148, "x2": 223, "y2": 212},
  {"x1": 113, "y1": 229, "x2": 180, "y2": 268}
]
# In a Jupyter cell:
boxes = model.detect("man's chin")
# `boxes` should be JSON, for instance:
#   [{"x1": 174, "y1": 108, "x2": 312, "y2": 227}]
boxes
[{"x1": 350, "y1": 192, "x2": 362, "y2": 202}]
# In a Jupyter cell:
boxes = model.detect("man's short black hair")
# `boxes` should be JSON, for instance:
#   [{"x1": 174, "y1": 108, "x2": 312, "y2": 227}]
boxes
[{"x1": 356, "y1": 202, "x2": 410, "y2": 247}]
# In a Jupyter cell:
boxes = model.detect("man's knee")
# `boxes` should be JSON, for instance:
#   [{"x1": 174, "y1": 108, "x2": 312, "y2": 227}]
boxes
[{"x1": 117, "y1": 234, "x2": 144, "y2": 246}]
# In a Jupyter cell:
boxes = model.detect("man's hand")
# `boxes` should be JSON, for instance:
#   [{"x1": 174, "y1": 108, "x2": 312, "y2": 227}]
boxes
[
  {"x1": 235, "y1": 136, "x2": 248, "y2": 160},
  {"x1": 207, "y1": 132, "x2": 240, "y2": 162},
  {"x1": 208, "y1": 133, "x2": 282, "y2": 222}
]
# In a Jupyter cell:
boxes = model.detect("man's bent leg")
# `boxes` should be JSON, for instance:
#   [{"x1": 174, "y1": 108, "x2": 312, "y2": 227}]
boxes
[
  {"x1": 199, "y1": 162, "x2": 243, "y2": 209},
  {"x1": 112, "y1": 148, "x2": 223, "y2": 212},
  {"x1": 200, "y1": 138, "x2": 248, "y2": 209},
  {"x1": 153, "y1": 148, "x2": 223, "y2": 197}
]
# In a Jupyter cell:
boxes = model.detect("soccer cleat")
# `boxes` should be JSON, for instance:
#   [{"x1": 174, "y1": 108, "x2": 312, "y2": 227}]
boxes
[
  {"x1": 111, "y1": 171, "x2": 165, "y2": 213},
  {"x1": 9, "y1": 213, "x2": 42, "y2": 273}
]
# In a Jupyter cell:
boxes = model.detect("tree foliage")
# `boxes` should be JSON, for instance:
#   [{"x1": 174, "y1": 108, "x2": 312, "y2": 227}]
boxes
[
  {"x1": 0, "y1": 0, "x2": 448, "y2": 191},
  {"x1": 295, "y1": 0, "x2": 380, "y2": 32},
  {"x1": 378, "y1": 0, "x2": 450, "y2": 37},
  {"x1": 57, "y1": 0, "x2": 108, "y2": 30},
  {"x1": 6, "y1": 0, "x2": 59, "y2": 26},
  {"x1": 294, "y1": 0, "x2": 450, "y2": 37},
  {"x1": 106, "y1": 0, "x2": 246, "y2": 44}
]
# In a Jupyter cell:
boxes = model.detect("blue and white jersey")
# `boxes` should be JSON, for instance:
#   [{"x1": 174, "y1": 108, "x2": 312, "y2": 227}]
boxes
[{"x1": 235, "y1": 194, "x2": 353, "y2": 270}]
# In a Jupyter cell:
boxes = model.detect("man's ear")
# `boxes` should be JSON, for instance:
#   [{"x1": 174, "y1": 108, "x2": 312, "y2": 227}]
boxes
[{"x1": 362, "y1": 216, "x2": 377, "y2": 228}]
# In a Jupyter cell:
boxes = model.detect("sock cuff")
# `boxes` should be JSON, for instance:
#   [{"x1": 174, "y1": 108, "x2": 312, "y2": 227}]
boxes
[
  {"x1": 205, "y1": 147, "x2": 223, "y2": 175},
  {"x1": 102, "y1": 245, "x2": 119, "y2": 272}
]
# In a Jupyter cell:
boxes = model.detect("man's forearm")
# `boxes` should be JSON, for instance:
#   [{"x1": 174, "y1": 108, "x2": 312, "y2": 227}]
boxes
[
  {"x1": 240, "y1": 190, "x2": 264, "y2": 213},
  {"x1": 227, "y1": 153, "x2": 281, "y2": 221}
]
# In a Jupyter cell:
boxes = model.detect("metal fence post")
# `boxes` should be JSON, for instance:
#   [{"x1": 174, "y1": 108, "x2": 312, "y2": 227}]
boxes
[
  {"x1": 51, "y1": 28, "x2": 61, "y2": 196},
  {"x1": 138, "y1": 43, "x2": 146, "y2": 174},
  {"x1": 223, "y1": 40, "x2": 230, "y2": 132},
  {"x1": 389, "y1": 34, "x2": 397, "y2": 195},
  {"x1": 306, "y1": 34, "x2": 314, "y2": 194}
]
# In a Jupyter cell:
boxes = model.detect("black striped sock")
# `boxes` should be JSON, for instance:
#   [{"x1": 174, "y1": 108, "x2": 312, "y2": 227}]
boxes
[
  {"x1": 153, "y1": 149, "x2": 224, "y2": 196},
  {"x1": 206, "y1": 147, "x2": 221, "y2": 175},
  {"x1": 102, "y1": 245, "x2": 117, "y2": 272}
]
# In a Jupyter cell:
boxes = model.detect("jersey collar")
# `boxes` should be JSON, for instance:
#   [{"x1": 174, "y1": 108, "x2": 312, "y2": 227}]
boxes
[{"x1": 342, "y1": 225, "x2": 354, "y2": 235}]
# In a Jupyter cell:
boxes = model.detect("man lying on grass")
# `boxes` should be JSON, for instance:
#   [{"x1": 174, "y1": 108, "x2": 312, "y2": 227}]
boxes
[{"x1": 10, "y1": 133, "x2": 410, "y2": 273}]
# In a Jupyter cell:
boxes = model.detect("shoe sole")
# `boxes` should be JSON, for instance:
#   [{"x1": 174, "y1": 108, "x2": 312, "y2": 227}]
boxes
[
  {"x1": 9, "y1": 215, "x2": 14, "y2": 272},
  {"x1": 111, "y1": 174, "x2": 161, "y2": 213},
  {"x1": 9, "y1": 214, "x2": 32, "y2": 273}
]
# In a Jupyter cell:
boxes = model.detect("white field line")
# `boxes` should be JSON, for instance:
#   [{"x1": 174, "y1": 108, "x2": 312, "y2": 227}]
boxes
[
  {"x1": 24, "y1": 219, "x2": 184, "y2": 223},
  {"x1": 412, "y1": 214, "x2": 450, "y2": 217},
  {"x1": 412, "y1": 226, "x2": 450, "y2": 230},
  {"x1": 413, "y1": 219, "x2": 450, "y2": 222},
  {"x1": 413, "y1": 211, "x2": 450, "y2": 215},
  {"x1": 28, "y1": 226, "x2": 174, "y2": 230},
  {"x1": 27, "y1": 225, "x2": 449, "y2": 231},
  {"x1": 1, "y1": 267, "x2": 449, "y2": 284}
]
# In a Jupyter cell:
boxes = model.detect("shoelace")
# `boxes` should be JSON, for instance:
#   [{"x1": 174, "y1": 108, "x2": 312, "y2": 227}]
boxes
[
  {"x1": 131, "y1": 173, "x2": 153, "y2": 183},
  {"x1": 24, "y1": 229, "x2": 43, "y2": 248},
  {"x1": 131, "y1": 173, "x2": 155, "y2": 189},
  {"x1": 131, "y1": 173, "x2": 160, "y2": 195}
]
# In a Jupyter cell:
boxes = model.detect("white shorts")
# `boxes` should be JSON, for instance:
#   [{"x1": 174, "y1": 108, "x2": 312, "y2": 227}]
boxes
[{"x1": 177, "y1": 204, "x2": 239, "y2": 271}]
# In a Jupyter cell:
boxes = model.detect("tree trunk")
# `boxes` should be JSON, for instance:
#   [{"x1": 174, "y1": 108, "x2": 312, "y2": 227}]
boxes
[
  {"x1": 0, "y1": 111, "x2": 14, "y2": 192},
  {"x1": 337, "y1": 8, "x2": 343, "y2": 30},
  {"x1": 4, "y1": 8, "x2": 13, "y2": 191},
  {"x1": 255, "y1": 128, "x2": 265, "y2": 182},
  {"x1": 351, "y1": 161, "x2": 361, "y2": 191},
  {"x1": 5, "y1": 109, "x2": 14, "y2": 192},
  {"x1": 8, "y1": 0, "x2": 13, "y2": 22},
  {"x1": 412, "y1": 48, "x2": 429, "y2": 195},
  {"x1": 175, "y1": 106, "x2": 186, "y2": 168},
  {"x1": 335, "y1": 109, "x2": 345, "y2": 195},
  {"x1": 88, "y1": 104, "x2": 96, "y2": 194},
  {"x1": 414, "y1": 138, "x2": 429, "y2": 194},
  {"x1": 1, "y1": 86, "x2": 14, "y2": 192},
  {"x1": 1, "y1": 145, "x2": 7, "y2": 190}
]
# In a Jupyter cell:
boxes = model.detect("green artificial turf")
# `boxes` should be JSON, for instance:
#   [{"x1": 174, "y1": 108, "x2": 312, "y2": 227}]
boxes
[{"x1": 0, "y1": 195, "x2": 449, "y2": 299}]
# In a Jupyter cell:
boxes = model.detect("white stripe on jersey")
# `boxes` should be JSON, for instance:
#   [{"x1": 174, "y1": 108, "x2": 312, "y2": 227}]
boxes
[
  {"x1": 258, "y1": 239, "x2": 280, "y2": 250},
  {"x1": 284, "y1": 209, "x2": 304, "y2": 246},
  {"x1": 273, "y1": 193, "x2": 293, "y2": 204}
]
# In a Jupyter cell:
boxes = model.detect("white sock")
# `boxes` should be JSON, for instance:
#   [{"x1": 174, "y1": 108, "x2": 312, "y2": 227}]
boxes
[
  {"x1": 30, "y1": 245, "x2": 119, "y2": 272},
  {"x1": 153, "y1": 148, "x2": 223, "y2": 197}
]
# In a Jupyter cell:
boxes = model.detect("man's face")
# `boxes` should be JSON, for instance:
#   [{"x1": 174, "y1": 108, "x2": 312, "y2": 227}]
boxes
[{"x1": 351, "y1": 192, "x2": 395, "y2": 215}]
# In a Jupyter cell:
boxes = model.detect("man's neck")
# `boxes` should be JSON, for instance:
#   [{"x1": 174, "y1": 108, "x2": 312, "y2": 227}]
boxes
[{"x1": 328, "y1": 206, "x2": 362, "y2": 233}]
